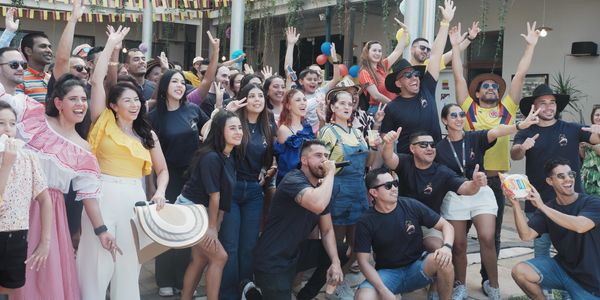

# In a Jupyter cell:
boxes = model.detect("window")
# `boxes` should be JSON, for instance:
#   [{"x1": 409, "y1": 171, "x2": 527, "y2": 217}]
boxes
[{"x1": 467, "y1": 30, "x2": 504, "y2": 80}]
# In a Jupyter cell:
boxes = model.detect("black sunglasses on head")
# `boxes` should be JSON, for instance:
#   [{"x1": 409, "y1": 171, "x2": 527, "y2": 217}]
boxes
[
  {"x1": 0, "y1": 60, "x2": 27, "y2": 70},
  {"x1": 371, "y1": 180, "x2": 399, "y2": 190},
  {"x1": 412, "y1": 141, "x2": 436, "y2": 149}
]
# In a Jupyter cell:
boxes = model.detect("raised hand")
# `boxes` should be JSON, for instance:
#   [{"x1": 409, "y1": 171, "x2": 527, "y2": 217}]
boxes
[
  {"x1": 106, "y1": 25, "x2": 130, "y2": 45},
  {"x1": 520, "y1": 105, "x2": 541, "y2": 129},
  {"x1": 383, "y1": 127, "x2": 402, "y2": 144},
  {"x1": 374, "y1": 103, "x2": 386, "y2": 124},
  {"x1": 330, "y1": 42, "x2": 338, "y2": 62},
  {"x1": 471, "y1": 164, "x2": 487, "y2": 187},
  {"x1": 449, "y1": 23, "x2": 467, "y2": 47},
  {"x1": 5, "y1": 7, "x2": 19, "y2": 32},
  {"x1": 1, "y1": 138, "x2": 18, "y2": 168},
  {"x1": 468, "y1": 21, "x2": 481, "y2": 40},
  {"x1": 158, "y1": 51, "x2": 169, "y2": 70},
  {"x1": 214, "y1": 82, "x2": 224, "y2": 109},
  {"x1": 322, "y1": 160, "x2": 337, "y2": 177},
  {"x1": 225, "y1": 97, "x2": 247, "y2": 112},
  {"x1": 244, "y1": 63, "x2": 254, "y2": 75},
  {"x1": 71, "y1": 0, "x2": 86, "y2": 21},
  {"x1": 526, "y1": 185, "x2": 544, "y2": 209},
  {"x1": 439, "y1": 0, "x2": 456, "y2": 23},
  {"x1": 206, "y1": 31, "x2": 220, "y2": 51},
  {"x1": 285, "y1": 27, "x2": 300, "y2": 45},
  {"x1": 261, "y1": 65, "x2": 273, "y2": 79},
  {"x1": 521, "y1": 21, "x2": 540, "y2": 46},
  {"x1": 522, "y1": 133, "x2": 539, "y2": 151},
  {"x1": 317, "y1": 99, "x2": 326, "y2": 123}
]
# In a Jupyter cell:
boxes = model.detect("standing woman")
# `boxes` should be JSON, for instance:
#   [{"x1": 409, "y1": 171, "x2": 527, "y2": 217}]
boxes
[
  {"x1": 219, "y1": 83, "x2": 275, "y2": 299},
  {"x1": 77, "y1": 27, "x2": 169, "y2": 300},
  {"x1": 178, "y1": 110, "x2": 242, "y2": 300},
  {"x1": 580, "y1": 106, "x2": 600, "y2": 196},
  {"x1": 274, "y1": 88, "x2": 313, "y2": 184},
  {"x1": 147, "y1": 69, "x2": 210, "y2": 296},
  {"x1": 3, "y1": 72, "x2": 118, "y2": 300},
  {"x1": 264, "y1": 75, "x2": 286, "y2": 124},
  {"x1": 435, "y1": 103, "x2": 539, "y2": 299}
]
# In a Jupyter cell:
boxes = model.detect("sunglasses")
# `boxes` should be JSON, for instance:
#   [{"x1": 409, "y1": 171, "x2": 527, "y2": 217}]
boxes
[
  {"x1": 418, "y1": 45, "x2": 431, "y2": 52},
  {"x1": 72, "y1": 65, "x2": 89, "y2": 73},
  {"x1": 0, "y1": 60, "x2": 27, "y2": 70},
  {"x1": 372, "y1": 180, "x2": 399, "y2": 190},
  {"x1": 412, "y1": 141, "x2": 436, "y2": 149},
  {"x1": 399, "y1": 70, "x2": 421, "y2": 79},
  {"x1": 482, "y1": 83, "x2": 499, "y2": 90},
  {"x1": 553, "y1": 171, "x2": 576, "y2": 180},
  {"x1": 449, "y1": 111, "x2": 466, "y2": 119}
]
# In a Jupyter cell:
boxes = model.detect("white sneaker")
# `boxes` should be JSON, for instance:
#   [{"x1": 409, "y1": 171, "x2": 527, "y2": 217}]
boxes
[
  {"x1": 483, "y1": 280, "x2": 501, "y2": 300},
  {"x1": 158, "y1": 287, "x2": 174, "y2": 297},
  {"x1": 427, "y1": 290, "x2": 439, "y2": 300},
  {"x1": 452, "y1": 284, "x2": 468, "y2": 300}
]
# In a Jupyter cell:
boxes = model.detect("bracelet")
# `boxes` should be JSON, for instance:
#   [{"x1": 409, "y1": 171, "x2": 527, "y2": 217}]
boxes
[
  {"x1": 94, "y1": 225, "x2": 108, "y2": 235},
  {"x1": 443, "y1": 243, "x2": 453, "y2": 250},
  {"x1": 108, "y1": 62, "x2": 119, "y2": 66},
  {"x1": 440, "y1": 21, "x2": 450, "y2": 27},
  {"x1": 515, "y1": 121, "x2": 521, "y2": 130},
  {"x1": 467, "y1": 36, "x2": 476, "y2": 42}
]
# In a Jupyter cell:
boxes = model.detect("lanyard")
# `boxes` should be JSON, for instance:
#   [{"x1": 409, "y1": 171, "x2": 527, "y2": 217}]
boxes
[{"x1": 447, "y1": 137, "x2": 466, "y2": 177}]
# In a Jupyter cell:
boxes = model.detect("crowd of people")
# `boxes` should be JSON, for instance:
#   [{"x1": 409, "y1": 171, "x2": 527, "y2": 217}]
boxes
[{"x1": 0, "y1": 0, "x2": 599, "y2": 299}]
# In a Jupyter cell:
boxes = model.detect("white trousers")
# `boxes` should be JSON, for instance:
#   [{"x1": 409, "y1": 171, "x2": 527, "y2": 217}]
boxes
[{"x1": 77, "y1": 174, "x2": 144, "y2": 300}]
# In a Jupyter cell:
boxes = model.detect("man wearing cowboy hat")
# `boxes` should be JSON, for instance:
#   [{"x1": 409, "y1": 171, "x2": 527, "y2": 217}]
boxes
[
  {"x1": 511, "y1": 84, "x2": 600, "y2": 274},
  {"x1": 380, "y1": 0, "x2": 456, "y2": 154},
  {"x1": 450, "y1": 21, "x2": 540, "y2": 287}
]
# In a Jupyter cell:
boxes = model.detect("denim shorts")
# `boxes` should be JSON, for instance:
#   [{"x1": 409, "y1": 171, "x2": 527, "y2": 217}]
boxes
[
  {"x1": 525, "y1": 256, "x2": 600, "y2": 299},
  {"x1": 175, "y1": 194, "x2": 195, "y2": 205},
  {"x1": 358, "y1": 254, "x2": 434, "y2": 294}
]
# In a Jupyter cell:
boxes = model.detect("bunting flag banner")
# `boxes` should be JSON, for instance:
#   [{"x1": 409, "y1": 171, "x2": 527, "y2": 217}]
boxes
[
  {"x1": 42, "y1": 10, "x2": 48, "y2": 20},
  {"x1": 1, "y1": 7, "x2": 5, "y2": 16},
  {"x1": 183, "y1": 0, "x2": 188, "y2": 8},
  {"x1": 29, "y1": 9, "x2": 35, "y2": 19},
  {"x1": 17, "y1": 8, "x2": 23, "y2": 17}
]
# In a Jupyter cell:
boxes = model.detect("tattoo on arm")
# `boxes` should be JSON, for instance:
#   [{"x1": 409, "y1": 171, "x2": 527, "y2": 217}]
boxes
[{"x1": 295, "y1": 188, "x2": 309, "y2": 205}]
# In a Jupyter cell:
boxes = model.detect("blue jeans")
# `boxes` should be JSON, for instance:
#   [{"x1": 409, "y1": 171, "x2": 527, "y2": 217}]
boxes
[
  {"x1": 358, "y1": 254, "x2": 433, "y2": 294},
  {"x1": 219, "y1": 180, "x2": 264, "y2": 300},
  {"x1": 526, "y1": 256, "x2": 599, "y2": 299}
]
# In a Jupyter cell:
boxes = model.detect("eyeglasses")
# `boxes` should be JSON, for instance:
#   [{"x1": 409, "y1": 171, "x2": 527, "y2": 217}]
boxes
[
  {"x1": 553, "y1": 171, "x2": 576, "y2": 180},
  {"x1": 372, "y1": 180, "x2": 399, "y2": 190},
  {"x1": 412, "y1": 141, "x2": 436, "y2": 149},
  {"x1": 71, "y1": 65, "x2": 89, "y2": 73},
  {"x1": 449, "y1": 111, "x2": 466, "y2": 119},
  {"x1": 482, "y1": 83, "x2": 499, "y2": 90},
  {"x1": 0, "y1": 60, "x2": 27, "y2": 70},
  {"x1": 419, "y1": 45, "x2": 431, "y2": 52},
  {"x1": 399, "y1": 70, "x2": 421, "y2": 79}
]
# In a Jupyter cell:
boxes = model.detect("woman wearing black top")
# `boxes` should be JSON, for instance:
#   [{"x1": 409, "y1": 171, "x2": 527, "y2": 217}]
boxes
[{"x1": 176, "y1": 110, "x2": 242, "y2": 300}]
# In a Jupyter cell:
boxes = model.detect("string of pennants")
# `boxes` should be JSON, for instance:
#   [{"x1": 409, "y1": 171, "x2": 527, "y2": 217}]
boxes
[{"x1": 0, "y1": 0, "x2": 233, "y2": 22}]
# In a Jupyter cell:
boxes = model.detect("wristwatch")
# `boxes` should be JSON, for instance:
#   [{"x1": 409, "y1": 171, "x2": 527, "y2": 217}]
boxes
[
  {"x1": 94, "y1": 225, "x2": 108, "y2": 235},
  {"x1": 443, "y1": 243, "x2": 453, "y2": 250},
  {"x1": 515, "y1": 121, "x2": 522, "y2": 130}
]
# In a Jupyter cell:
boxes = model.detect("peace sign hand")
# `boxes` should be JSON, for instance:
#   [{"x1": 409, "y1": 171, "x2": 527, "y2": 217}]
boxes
[
  {"x1": 374, "y1": 103, "x2": 386, "y2": 124},
  {"x1": 206, "y1": 31, "x2": 220, "y2": 51}
]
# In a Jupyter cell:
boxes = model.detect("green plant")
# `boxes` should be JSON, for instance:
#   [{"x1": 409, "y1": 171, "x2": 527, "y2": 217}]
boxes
[
  {"x1": 552, "y1": 72, "x2": 586, "y2": 123},
  {"x1": 287, "y1": 0, "x2": 303, "y2": 27}
]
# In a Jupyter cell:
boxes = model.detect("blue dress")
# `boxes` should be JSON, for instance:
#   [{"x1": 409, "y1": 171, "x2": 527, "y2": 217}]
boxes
[{"x1": 273, "y1": 122, "x2": 315, "y2": 185}]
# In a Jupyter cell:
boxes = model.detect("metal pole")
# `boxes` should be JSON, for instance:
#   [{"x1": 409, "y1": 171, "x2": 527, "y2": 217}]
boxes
[
  {"x1": 325, "y1": 6, "x2": 332, "y2": 78},
  {"x1": 142, "y1": 0, "x2": 153, "y2": 58},
  {"x1": 403, "y1": 0, "x2": 421, "y2": 60},
  {"x1": 230, "y1": 0, "x2": 245, "y2": 61},
  {"x1": 423, "y1": 0, "x2": 436, "y2": 43},
  {"x1": 343, "y1": 7, "x2": 355, "y2": 67}
]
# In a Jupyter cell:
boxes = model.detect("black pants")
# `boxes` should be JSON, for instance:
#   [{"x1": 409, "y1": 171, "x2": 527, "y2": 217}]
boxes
[
  {"x1": 253, "y1": 240, "x2": 348, "y2": 300},
  {"x1": 64, "y1": 184, "x2": 83, "y2": 238},
  {"x1": 480, "y1": 176, "x2": 504, "y2": 282}
]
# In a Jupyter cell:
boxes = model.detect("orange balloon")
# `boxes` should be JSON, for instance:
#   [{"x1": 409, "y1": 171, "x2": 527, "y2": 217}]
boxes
[
  {"x1": 316, "y1": 54, "x2": 328, "y2": 66},
  {"x1": 338, "y1": 64, "x2": 348, "y2": 76}
]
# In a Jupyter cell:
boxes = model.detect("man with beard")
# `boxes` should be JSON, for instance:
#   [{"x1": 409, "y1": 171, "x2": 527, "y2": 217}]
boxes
[
  {"x1": 510, "y1": 159, "x2": 600, "y2": 299},
  {"x1": 124, "y1": 48, "x2": 155, "y2": 101},
  {"x1": 0, "y1": 47, "x2": 26, "y2": 97},
  {"x1": 450, "y1": 21, "x2": 540, "y2": 288},
  {"x1": 16, "y1": 32, "x2": 52, "y2": 104},
  {"x1": 511, "y1": 84, "x2": 600, "y2": 272},
  {"x1": 250, "y1": 140, "x2": 347, "y2": 299}
]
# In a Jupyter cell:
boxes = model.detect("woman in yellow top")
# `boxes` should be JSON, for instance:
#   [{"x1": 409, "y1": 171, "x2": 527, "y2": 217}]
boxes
[{"x1": 77, "y1": 26, "x2": 169, "y2": 300}]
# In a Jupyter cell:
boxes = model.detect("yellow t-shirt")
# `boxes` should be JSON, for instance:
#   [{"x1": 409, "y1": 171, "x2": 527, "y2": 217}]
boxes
[
  {"x1": 183, "y1": 71, "x2": 201, "y2": 88},
  {"x1": 460, "y1": 95, "x2": 518, "y2": 172},
  {"x1": 88, "y1": 109, "x2": 153, "y2": 178},
  {"x1": 318, "y1": 124, "x2": 365, "y2": 171},
  {"x1": 422, "y1": 58, "x2": 446, "y2": 71}
]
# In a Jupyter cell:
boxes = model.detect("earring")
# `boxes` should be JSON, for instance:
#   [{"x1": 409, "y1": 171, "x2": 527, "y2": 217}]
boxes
[{"x1": 331, "y1": 113, "x2": 336, "y2": 123}]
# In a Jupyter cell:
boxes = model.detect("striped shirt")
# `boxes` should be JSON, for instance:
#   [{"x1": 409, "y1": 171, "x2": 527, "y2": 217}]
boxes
[{"x1": 16, "y1": 67, "x2": 50, "y2": 104}]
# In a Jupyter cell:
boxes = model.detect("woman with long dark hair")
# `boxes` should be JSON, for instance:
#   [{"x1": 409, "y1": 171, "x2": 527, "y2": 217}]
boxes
[
  {"x1": 147, "y1": 68, "x2": 210, "y2": 296},
  {"x1": 77, "y1": 27, "x2": 169, "y2": 300},
  {"x1": 177, "y1": 110, "x2": 242, "y2": 300},
  {"x1": 264, "y1": 75, "x2": 286, "y2": 123}
]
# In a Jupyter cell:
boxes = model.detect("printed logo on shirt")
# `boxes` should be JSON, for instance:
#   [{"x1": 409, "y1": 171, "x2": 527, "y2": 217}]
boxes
[
  {"x1": 558, "y1": 134, "x2": 568, "y2": 147},
  {"x1": 262, "y1": 137, "x2": 268, "y2": 148},
  {"x1": 489, "y1": 110, "x2": 499, "y2": 118},
  {"x1": 190, "y1": 120, "x2": 198, "y2": 131},
  {"x1": 420, "y1": 97, "x2": 428, "y2": 109},
  {"x1": 470, "y1": 148, "x2": 475, "y2": 160},
  {"x1": 405, "y1": 220, "x2": 416, "y2": 235},
  {"x1": 424, "y1": 182, "x2": 433, "y2": 195}
]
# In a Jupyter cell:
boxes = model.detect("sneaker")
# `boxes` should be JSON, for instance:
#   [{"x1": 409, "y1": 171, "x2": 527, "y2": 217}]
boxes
[
  {"x1": 240, "y1": 279, "x2": 262, "y2": 300},
  {"x1": 158, "y1": 287, "x2": 174, "y2": 297},
  {"x1": 325, "y1": 282, "x2": 354, "y2": 300},
  {"x1": 427, "y1": 290, "x2": 439, "y2": 300},
  {"x1": 543, "y1": 289, "x2": 555, "y2": 300},
  {"x1": 483, "y1": 280, "x2": 501, "y2": 300},
  {"x1": 452, "y1": 284, "x2": 468, "y2": 300}
]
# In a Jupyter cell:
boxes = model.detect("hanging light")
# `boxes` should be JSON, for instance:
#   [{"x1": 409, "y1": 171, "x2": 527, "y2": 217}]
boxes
[{"x1": 536, "y1": 0, "x2": 553, "y2": 37}]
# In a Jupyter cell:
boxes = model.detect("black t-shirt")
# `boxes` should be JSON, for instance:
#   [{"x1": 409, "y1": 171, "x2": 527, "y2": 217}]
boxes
[
  {"x1": 254, "y1": 169, "x2": 330, "y2": 273},
  {"x1": 235, "y1": 121, "x2": 276, "y2": 181},
  {"x1": 528, "y1": 193, "x2": 600, "y2": 296},
  {"x1": 435, "y1": 130, "x2": 495, "y2": 179},
  {"x1": 354, "y1": 197, "x2": 440, "y2": 269},
  {"x1": 380, "y1": 72, "x2": 441, "y2": 154},
  {"x1": 200, "y1": 92, "x2": 231, "y2": 117},
  {"x1": 395, "y1": 154, "x2": 465, "y2": 212},
  {"x1": 148, "y1": 103, "x2": 209, "y2": 168},
  {"x1": 514, "y1": 120, "x2": 592, "y2": 212},
  {"x1": 181, "y1": 151, "x2": 235, "y2": 212}
]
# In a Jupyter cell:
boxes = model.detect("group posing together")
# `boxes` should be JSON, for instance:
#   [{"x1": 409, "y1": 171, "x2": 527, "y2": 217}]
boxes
[{"x1": 0, "y1": 1, "x2": 600, "y2": 300}]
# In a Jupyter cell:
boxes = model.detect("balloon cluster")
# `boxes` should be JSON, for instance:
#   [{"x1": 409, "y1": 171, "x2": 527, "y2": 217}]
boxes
[{"x1": 317, "y1": 41, "x2": 359, "y2": 78}]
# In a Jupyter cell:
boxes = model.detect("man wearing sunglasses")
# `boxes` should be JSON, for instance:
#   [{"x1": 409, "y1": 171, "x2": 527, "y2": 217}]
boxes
[
  {"x1": 0, "y1": 47, "x2": 27, "y2": 97},
  {"x1": 382, "y1": 130, "x2": 487, "y2": 251},
  {"x1": 354, "y1": 168, "x2": 455, "y2": 299},
  {"x1": 510, "y1": 159, "x2": 600, "y2": 299}
]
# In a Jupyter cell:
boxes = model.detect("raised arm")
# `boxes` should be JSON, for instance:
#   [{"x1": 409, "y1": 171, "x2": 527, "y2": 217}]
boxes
[
  {"x1": 295, "y1": 160, "x2": 336, "y2": 214},
  {"x1": 510, "y1": 133, "x2": 539, "y2": 161},
  {"x1": 441, "y1": 21, "x2": 480, "y2": 66},
  {"x1": 381, "y1": 127, "x2": 402, "y2": 170},
  {"x1": 528, "y1": 186, "x2": 596, "y2": 234},
  {"x1": 428, "y1": 0, "x2": 455, "y2": 80},
  {"x1": 488, "y1": 106, "x2": 540, "y2": 142},
  {"x1": 325, "y1": 43, "x2": 342, "y2": 90},
  {"x1": 456, "y1": 164, "x2": 486, "y2": 195},
  {"x1": 284, "y1": 27, "x2": 300, "y2": 77},
  {"x1": 509, "y1": 22, "x2": 540, "y2": 103},
  {"x1": 506, "y1": 192, "x2": 539, "y2": 241},
  {"x1": 449, "y1": 23, "x2": 469, "y2": 106},
  {"x1": 105, "y1": 27, "x2": 123, "y2": 93},
  {"x1": 90, "y1": 26, "x2": 130, "y2": 123},
  {"x1": 53, "y1": 0, "x2": 86, "y2": 80},
  {"x1": 0, "y1": 8, "x2": 19, "y2": 48},
  {"x1": 194, "y1": 31, "x2": 220, "y2": 100},
  {"x1": 386, "y1": 20, "x2": 409, "y2": 66}
]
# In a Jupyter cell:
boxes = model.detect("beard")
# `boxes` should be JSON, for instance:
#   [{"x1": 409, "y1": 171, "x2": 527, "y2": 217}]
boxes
[{"x1": 308, "y1": 163, "x2": 326, "y2": 179}]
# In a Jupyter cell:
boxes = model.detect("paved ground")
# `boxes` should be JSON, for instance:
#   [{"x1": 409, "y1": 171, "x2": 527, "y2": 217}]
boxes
[{"x1": 139, "y1": 204, "x2": 535, "y2": 299}]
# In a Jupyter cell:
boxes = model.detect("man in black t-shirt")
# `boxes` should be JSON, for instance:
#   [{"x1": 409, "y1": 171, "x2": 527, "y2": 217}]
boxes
[
  {"x1": 354, "y1": 168, "x2": 455, "y2": 299},
  {"x1": 511, "y1": 159, "x2": 600, "y2": 299},
  {"x1": 251, "y1": 140, "x2": 346, "y2": 300},
  {"x1": 381, "y1": 130, "x2": 488, "y2": 251}
]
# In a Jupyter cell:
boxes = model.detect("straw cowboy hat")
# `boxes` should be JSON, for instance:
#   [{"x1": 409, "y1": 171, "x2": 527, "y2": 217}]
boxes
[
  {"x1": 326, "y1": 77, "x2": 362, "y2": 103},
  {"x1": 468, "y1": 73, "x2": 507, "y2": 101}
]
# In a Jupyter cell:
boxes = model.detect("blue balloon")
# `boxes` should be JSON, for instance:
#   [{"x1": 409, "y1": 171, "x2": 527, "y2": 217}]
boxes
[
  {"x1": 320, "y1": 42, "x2": 332, "y2": 56},
  {"x1": 349, "y1": 65, "x2": 360, "y2": 78},
  {"x1": 231, "y1": 49, "x2": 244, "y2": 60}
]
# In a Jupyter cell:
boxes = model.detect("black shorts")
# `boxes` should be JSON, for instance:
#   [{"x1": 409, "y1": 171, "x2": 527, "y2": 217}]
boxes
[{"x1": 0, "y1": 230, "x2": 28, "y2": 289}]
